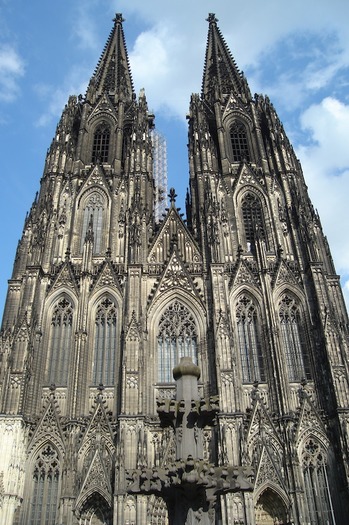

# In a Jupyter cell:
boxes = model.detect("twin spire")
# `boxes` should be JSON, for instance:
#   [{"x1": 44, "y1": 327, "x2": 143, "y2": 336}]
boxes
[
  {"x1": 202, "y1": 13, "x2": 249, "y2": 101},
  {"x1": 86, "y1": 13, "x2": 135, "y2": 102},
  {"x1": 86, "y1": 13, "x2": 246, "y2": 104}
]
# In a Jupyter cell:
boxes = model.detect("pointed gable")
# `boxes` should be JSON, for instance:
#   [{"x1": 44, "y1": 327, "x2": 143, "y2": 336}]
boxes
[
  {"x1": 246, "y1": 388, "x2": 281, "y2": 448},
  {"x1": 78, "y1": 449, "x2": 112, "y2": 504},
  {"x1": 272, "y1": 259, "x2": 301, "y2": 289},
  {"x1": 148, "y1": 205, "x2": 202, "y2": 267},
  {"x1": 234, "y1": 163, "x2": 266, "y2": 192},
  {"x1": 125, "y1": 310, "x2": 142, "y2": 342},
  {"x1": 147, "y1": 248, "x2": 204, "y2": 308},
  {"x1": 49, "y1": 260, "x2": 79, "y2": 295},
  {"x1": 78, "y1": 164, "x2": 111, "y2": 200},
  {"x1": 87, "y1": 92, "x2": 118, "y2": 127},
  {"x1": 230, "y1": 259, "x2": 260, "y2": 289},
  {"x1": 80, "y1": 398, "x2": 115, "y2": 454},
  {"x1": 255, "y1": 446, "x2": 286, "y2": 492},
  {"x1": 91, "y1": 260, "x2": 122, "y2": 295},
  {"x1": 28, "y1": 396, "x2": 65, "y2": 455},
  {"x1": 294, "y1": 388, "x2": 328, "y2": 445}
]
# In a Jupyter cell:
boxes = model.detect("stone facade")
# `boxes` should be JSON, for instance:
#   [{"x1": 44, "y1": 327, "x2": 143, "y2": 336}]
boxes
[{"x1": 0, "y1": 12, "x2": 349, "y2": 525}]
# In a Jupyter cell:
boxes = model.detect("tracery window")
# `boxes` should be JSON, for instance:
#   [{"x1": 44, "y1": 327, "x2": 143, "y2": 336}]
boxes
[
  {"x1": 157, "y1": 301, "x2": 198, "y2": 383},
  {"x1": 230, "y1": 121, "x2": 251, "y2": 162},
  {"x1": 279, "y1": 294, "x2": 310, "y2": 381},
  {"x1": 93, "y1": 298, "x2": 117, "y2": 386},
  {"x1": 28, "y1": 444, "x2": 60, "y2": 525},
  {"x1": 92, "y1": 124, "x2": 110, "y2": 164},
  {"x1": 302, "y1": 439, "x2": 335, "y2": 525},
  {"x1": 236, "y1": 295, "x2": 265, "y2": 383},
  {"x1": 80, "y1": 192, "x2": 105, "y2": 254},
  {"x1": 241, "y1": 193, "x2": 268, "y2": 250},
  {"x1": 48, "y1": 298, "x2": 73, "y2": 386}
]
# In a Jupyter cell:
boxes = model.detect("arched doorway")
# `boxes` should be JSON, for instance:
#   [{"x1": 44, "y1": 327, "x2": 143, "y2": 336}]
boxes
[
  {"x1": 255, "y1": 487, "x2": 288, "y2": 524},
  {"x1": 78, "y1": 492, "x2": 112, "y2": 525}
]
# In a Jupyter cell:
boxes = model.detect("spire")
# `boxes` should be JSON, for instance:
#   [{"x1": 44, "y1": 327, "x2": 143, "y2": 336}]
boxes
[
  {"x1": 86, "y1": 13, "x2": 135, "y2": 102},
  {"x1": 202, "y1": 13, "x2": 248, "y2": 102}
]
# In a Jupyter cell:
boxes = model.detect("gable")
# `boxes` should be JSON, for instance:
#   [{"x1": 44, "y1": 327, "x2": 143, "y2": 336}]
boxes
[{"x1": 148, "y1": 206, "x2": 202, "y2": 267}]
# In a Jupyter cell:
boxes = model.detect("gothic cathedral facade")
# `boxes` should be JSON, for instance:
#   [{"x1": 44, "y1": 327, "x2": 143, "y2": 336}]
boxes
[{"x1": 0, "y1": 13, "x2": 349, "y2": 525}]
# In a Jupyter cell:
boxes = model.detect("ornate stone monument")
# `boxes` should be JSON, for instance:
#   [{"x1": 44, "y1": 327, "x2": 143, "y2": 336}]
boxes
[{"x1": 126, "y1": 357, "x2": 254, "y2": 524}]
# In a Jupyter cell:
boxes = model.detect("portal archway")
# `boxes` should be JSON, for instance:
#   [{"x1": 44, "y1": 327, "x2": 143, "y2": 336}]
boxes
[{"x1": 255, "y1": 487, "x2": 288, "y2": 524}]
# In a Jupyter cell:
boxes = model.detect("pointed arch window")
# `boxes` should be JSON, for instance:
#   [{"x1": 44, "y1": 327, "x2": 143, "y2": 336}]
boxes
[
  {"x1": 93, "y1": 298, "x2": 117, "y2": 386},
  {"x1": 157, "y1": 301, "x2": 198, "y2": 383},
  {"x1": 92, "y1": 124, "x2": 110, "y2": 164},
  {"x1": 230, "y1": 121, "x2": 250, "y2": 162},
  {"x1": 80, "y1": 192, "x2": 105, "y2": 254},
  {"x1": 302, "y1": 439, "x2": 335, "y2": 525},
  {"x1": 28, "y1": 444, "x2": 60, "y2": 525},
  {"x1": 279, "y1": 294, "x2": 311, "y2": 381},
  {"x1": 48, "y1": 298, "x2": 73, "y2": 386},
  {"x1": 236, "y1": 295, "x2": 265, "y2": 383},
  {"x1": 241, "y1": 193, "x2": 268, "y2": 250}
]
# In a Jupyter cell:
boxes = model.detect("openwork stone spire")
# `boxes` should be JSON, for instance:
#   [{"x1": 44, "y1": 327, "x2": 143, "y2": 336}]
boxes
[
  {"x1": 202, "y1": 13, "x2": 249, "y2": 102},
  {"x1": 86, "y1": 13, "x2": 135, "y2": 101}
]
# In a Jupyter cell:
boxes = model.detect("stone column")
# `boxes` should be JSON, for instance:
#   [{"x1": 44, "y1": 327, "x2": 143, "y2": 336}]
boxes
[{"x1": 173, "y1": 357, "x2": 203, "y2": 460}]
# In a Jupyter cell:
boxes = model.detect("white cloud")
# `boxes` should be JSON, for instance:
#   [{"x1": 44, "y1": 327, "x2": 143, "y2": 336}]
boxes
[
  {"x1": 34, "y1": 68, "x2": 90, "y2": 127},
  {"x1": 297, "y1": 97, "x2": 349, "y2": 278},
  {"x1": 71, "y1": 3, "x2": 100, "y2": 51},
  {"x1": 113, "y1": 0, "x2": 349, "y2": 120},
  {"x1": 0, "y1": 44, "x2": 24, "y2": 102},
  {"x1": 129, "y1": 23, "x2": 199, "y2": 119}
]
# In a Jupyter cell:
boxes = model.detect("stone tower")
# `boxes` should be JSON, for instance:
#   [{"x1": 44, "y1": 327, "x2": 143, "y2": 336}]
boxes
[{"x1": 0, "y1": 13, "x2": 348, "y2": 525}]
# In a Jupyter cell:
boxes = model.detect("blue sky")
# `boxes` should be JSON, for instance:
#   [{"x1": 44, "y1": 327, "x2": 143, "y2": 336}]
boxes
[{"x1": 1, "y1": 0, "x2": 349, "y2": 316}]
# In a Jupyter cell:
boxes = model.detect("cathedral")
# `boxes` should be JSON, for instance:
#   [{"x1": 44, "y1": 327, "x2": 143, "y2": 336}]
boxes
[{"x1": 1, "y1": 12, "x2": 349, "y2": 525}]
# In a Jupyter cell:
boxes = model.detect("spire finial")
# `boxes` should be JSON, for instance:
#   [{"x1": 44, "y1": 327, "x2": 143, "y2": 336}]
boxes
[
  {"x1": 113, "y1": 13, "x2": 125, "y2": 24},
  {"x1": 169, "y1": 188, "x2": 177, "y2": 205},
  {"x1": 206, "y1": 13, "x2": 218, "y2": 24}
]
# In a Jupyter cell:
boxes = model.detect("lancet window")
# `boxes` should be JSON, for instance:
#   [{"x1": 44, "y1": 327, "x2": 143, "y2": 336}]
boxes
[
  {"x1": 48, "y1": 298, "x2": 73, "y2": 386},
  {"x1": 302, "y1": 439, "x2": 335, "y2": 524},
  {"x1": 157, "y1": 301, "x2": 198, "y2": 383},
  {"x1": 235, "y1": 295, "x2": 265, "y2": 383},
  {"x1": 80, "y1": 192, "x2": 105, "y2": 254},
  {"x1": 241, "y1": 193, "x2": 268, "y2": 250},
  {"x1": 93, "y1": 298, "x2": 117, "y2": 386},
  {"x1": 92, "y1": 124, "x2": 110, "y2": 164},
  {"x1": 230, "y1": 121, "x2": 251, "y2": 162},
  {"x1": 28, "y1": 444, "x2": 60, "y2": 525},
  {"x1": 279, "y1": 294, "x2": 310, "y2": 381}
]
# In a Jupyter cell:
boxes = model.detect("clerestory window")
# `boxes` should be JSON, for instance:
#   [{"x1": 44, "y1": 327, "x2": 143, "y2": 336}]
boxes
[
  {"x1": 230, "y1": 121, "x2": 250, "y2": 162},
  {"x1": 92, "y1": 124, "x2": 110, "y2": 164},
  {"x1": 48, "y1": 298, "x2": 73, "y2": 386},
  {"x1": 279, "y1": 294, "x2": 310, "y2": 381},
  {"x1": 236, "y1": 295, "x2": 265, "y2": 383},
  {"x1": 93, "y1": 298, "x2": 117, "y2": 386},
  {"x1": 157, "y1": 301, "x2": 198, "y2": 383}
]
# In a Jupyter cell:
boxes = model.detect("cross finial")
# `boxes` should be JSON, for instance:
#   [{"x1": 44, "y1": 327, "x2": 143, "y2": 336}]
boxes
[
  {"x1": 169, "y1": 188, "x2": 177, "y2": 204},
  {"x1": 113, "y1": 13, "x2": 125, "y2": 24},
  {"x1": 206, "y1": 13, "x2": 218, "y2": 24}
]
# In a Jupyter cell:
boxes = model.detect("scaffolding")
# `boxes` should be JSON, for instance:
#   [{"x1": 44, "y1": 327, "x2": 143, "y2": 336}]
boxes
[{"x1": 151, "y1": 129, "x2": 168, "y2": 223}]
